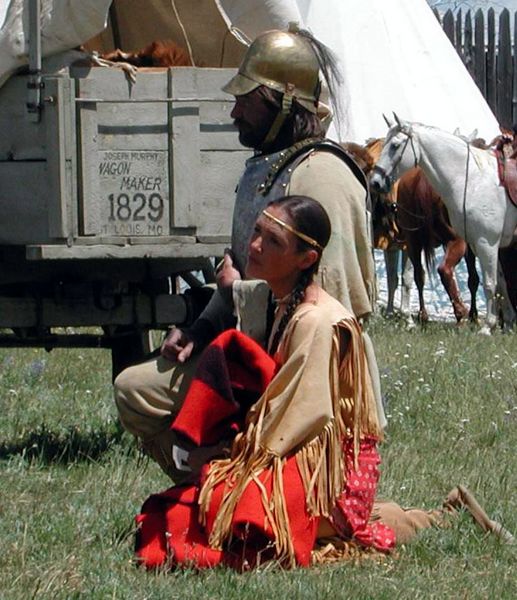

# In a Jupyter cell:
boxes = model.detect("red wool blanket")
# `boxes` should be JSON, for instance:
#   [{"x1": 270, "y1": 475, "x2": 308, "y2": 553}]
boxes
[{"x1": 135, "y1": 330, "x2": 394, "y2": 570}]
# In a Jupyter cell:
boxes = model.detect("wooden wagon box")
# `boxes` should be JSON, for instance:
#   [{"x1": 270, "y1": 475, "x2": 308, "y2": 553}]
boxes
[
  {"x1": 0, "y1": 65, "x2": 249, "y2": 356},
  {"x1": 0, "y1": 65, "x2": 247, "y2": 259}
]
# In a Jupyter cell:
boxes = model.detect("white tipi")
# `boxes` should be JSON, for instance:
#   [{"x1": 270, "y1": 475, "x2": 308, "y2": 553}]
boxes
[{"x1": 217, "y1": 0, "x2": 500, "y2": 141}]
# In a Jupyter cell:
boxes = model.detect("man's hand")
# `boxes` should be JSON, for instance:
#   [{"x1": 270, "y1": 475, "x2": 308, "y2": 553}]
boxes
[
  {"x1": 216, "y1": 251, "x2": 241, "y2": 304},
  {"x1": 160, "y1": 327, "x2": 194, "y2": 363}
]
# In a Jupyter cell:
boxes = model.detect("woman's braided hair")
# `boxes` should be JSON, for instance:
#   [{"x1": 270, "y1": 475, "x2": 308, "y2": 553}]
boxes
[{"x1": 268, "y1": 195, "x2": 331, "y2": 355}]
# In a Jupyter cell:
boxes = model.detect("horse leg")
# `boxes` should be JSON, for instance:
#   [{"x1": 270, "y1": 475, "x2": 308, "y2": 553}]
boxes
[
  {"x1": 499, "y1": 246, "x2": 517, "y2": 312},
  {"x1": 465, "y1": 246, "x2": 480, "y2": 323},
  {"x1": 472, "y1": 239, "x2": 499, "y2": 334},
  {"x1": 400, "y1": 250, "x2": 415, "y2": 327},
  {"x1": 384, "y1": 246, "x2": 399, "y2": 316},
  {"x1": 407, "y1": 241, "x2": 428, "y2": 323},
  {"x1": 437, "y1": 238, "x2": 469, "y2": 323},
  {"x1": 496, "y1": 259, "x2": 516, "y2": 331}
]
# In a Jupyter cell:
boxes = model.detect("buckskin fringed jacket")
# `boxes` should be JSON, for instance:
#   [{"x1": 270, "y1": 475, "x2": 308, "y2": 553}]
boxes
[{"x1": 135, "y1": 291, "x2": 393, "y2": 570}]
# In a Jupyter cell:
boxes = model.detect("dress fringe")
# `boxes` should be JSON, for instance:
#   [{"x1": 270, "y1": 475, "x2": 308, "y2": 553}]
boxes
[
  {"x1": 198, "y1": 316, "x2": 382, "y2": 566},
  {"x1": 311, "y1": 538, "x2": 386, "y2": 565}
]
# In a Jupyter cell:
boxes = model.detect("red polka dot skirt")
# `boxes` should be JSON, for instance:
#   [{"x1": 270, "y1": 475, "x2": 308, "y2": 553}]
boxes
[{"x1": 331, "y1": 437, "x2": 396, "y2": 551}]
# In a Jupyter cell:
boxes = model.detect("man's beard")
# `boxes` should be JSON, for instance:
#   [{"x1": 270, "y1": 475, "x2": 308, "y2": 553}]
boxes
[{"x1": 235, "y1": 123, "x2": 264, "y2": 150}]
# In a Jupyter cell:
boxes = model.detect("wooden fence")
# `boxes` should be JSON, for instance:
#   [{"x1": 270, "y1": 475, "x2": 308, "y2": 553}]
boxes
[{"x1": 434, "y1": 7, "x2": 517, "y2": 130}]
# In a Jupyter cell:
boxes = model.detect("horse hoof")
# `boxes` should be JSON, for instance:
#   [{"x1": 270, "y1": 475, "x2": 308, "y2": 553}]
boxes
[
  {"x1": 452, "y1": 302, "x2": 469, "y2": 322},
  {"x1": 478, "y1": 326, "x2": 492, "y2": 336}
]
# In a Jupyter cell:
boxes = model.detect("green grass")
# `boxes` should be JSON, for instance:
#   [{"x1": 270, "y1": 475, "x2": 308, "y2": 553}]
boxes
[{"x1": 0, "y1": 319, "x2": 515, "y2": 599}]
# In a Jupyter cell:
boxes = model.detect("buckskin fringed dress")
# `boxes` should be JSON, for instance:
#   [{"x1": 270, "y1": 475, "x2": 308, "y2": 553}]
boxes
[{"x1": 135, "y1": 290, "x2": 395, "y2": 570}]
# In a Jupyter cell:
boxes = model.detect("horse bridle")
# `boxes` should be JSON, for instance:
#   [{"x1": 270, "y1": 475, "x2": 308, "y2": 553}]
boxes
[{"x1": 373, "y1": 127, "x2": 419, "y2": 187}]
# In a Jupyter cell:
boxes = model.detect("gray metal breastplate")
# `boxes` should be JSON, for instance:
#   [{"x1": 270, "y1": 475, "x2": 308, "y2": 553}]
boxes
[{"x1": 231, "y1": 149, "x2": 293, "y2": 273}]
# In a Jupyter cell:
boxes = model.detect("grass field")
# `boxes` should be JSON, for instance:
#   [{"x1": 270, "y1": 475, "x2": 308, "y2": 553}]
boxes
[{"x1": 0, "y1": 318, "x2": 515, "y2": 599}]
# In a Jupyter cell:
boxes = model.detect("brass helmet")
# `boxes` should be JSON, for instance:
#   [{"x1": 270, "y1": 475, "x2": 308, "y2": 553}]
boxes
[{"x1": 223, "y1": 24, "x2": 330, "y2": 120}]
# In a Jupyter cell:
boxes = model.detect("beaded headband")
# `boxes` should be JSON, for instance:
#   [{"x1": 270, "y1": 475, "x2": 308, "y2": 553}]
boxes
[{"x1": 262, "y1": 210, "x2": 323, "y2": 251}]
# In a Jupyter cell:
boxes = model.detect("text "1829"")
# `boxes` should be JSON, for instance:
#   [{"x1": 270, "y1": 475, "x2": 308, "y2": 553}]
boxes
[{"x1": 108, "y1": 193, "x2": 165, "y2": 222}]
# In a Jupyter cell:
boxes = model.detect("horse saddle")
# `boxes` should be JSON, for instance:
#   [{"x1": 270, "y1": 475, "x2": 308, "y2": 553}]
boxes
[{"x1": 495, "y1": 150, "x2": 517, "y2": 208}]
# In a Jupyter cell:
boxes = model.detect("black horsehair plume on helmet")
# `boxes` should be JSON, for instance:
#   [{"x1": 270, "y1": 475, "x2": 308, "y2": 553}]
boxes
[{"x1": 291, "y1": 23, "x2": 345, "y2": 133}]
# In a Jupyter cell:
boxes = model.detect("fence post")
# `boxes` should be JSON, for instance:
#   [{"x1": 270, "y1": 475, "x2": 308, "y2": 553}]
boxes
[
  {"x1": 464, "y1": 10, "x2": 474, "y2": 77},
  {"x1": 443, "y1": 9, "x2": 455, "y2": 46},
  {"x1": 486, "y1": 8, "x2": 497, "y2": 115},
  {"x1": 513, "y1": 12, "x2": 517, "y2": 125},
  {"x1": 497, "y1": 9, "x2": 512, "y2": 128},
  {"x1": 474, "y1": 9, "x2": 486, "y2": 98},
  {"x1": 455, "y1": 8, "x2": 463, "y2": 58}
]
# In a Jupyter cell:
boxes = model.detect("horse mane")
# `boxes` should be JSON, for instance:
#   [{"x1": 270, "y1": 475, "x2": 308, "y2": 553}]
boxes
[
  {"x1": 410, "y1": 122, "x2": 493, "y2": 154},
  {"x1": 365, "y1": 138, "x2": 384, "y2": 162},
  {"x1": 340, "y1": 141, "x2": 376, "y2": 174}
]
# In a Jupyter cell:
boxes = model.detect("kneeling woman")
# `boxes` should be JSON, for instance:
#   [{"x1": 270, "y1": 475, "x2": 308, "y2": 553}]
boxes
[{"x1": 134, "y1": 196, "x2": 480, "y2": 570}]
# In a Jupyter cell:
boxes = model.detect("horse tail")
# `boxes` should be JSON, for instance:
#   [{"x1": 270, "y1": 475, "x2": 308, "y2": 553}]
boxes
[{"x1": 423, "y1": 241, "x2": 436, "y2": 276}]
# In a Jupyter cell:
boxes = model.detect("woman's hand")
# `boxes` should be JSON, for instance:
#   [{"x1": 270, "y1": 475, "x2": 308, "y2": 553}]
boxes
[{"x1": 160, "y1": 327, "x2": 195, "y2": 363}]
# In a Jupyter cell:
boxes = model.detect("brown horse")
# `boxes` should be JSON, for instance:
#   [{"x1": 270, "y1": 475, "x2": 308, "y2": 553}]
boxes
[
  {"x1": 344, "y1": 140, "x2": 479, "y2": 323},
  {"x1": 396, "y1": 167, "x2": 480, "y2": 323}
]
